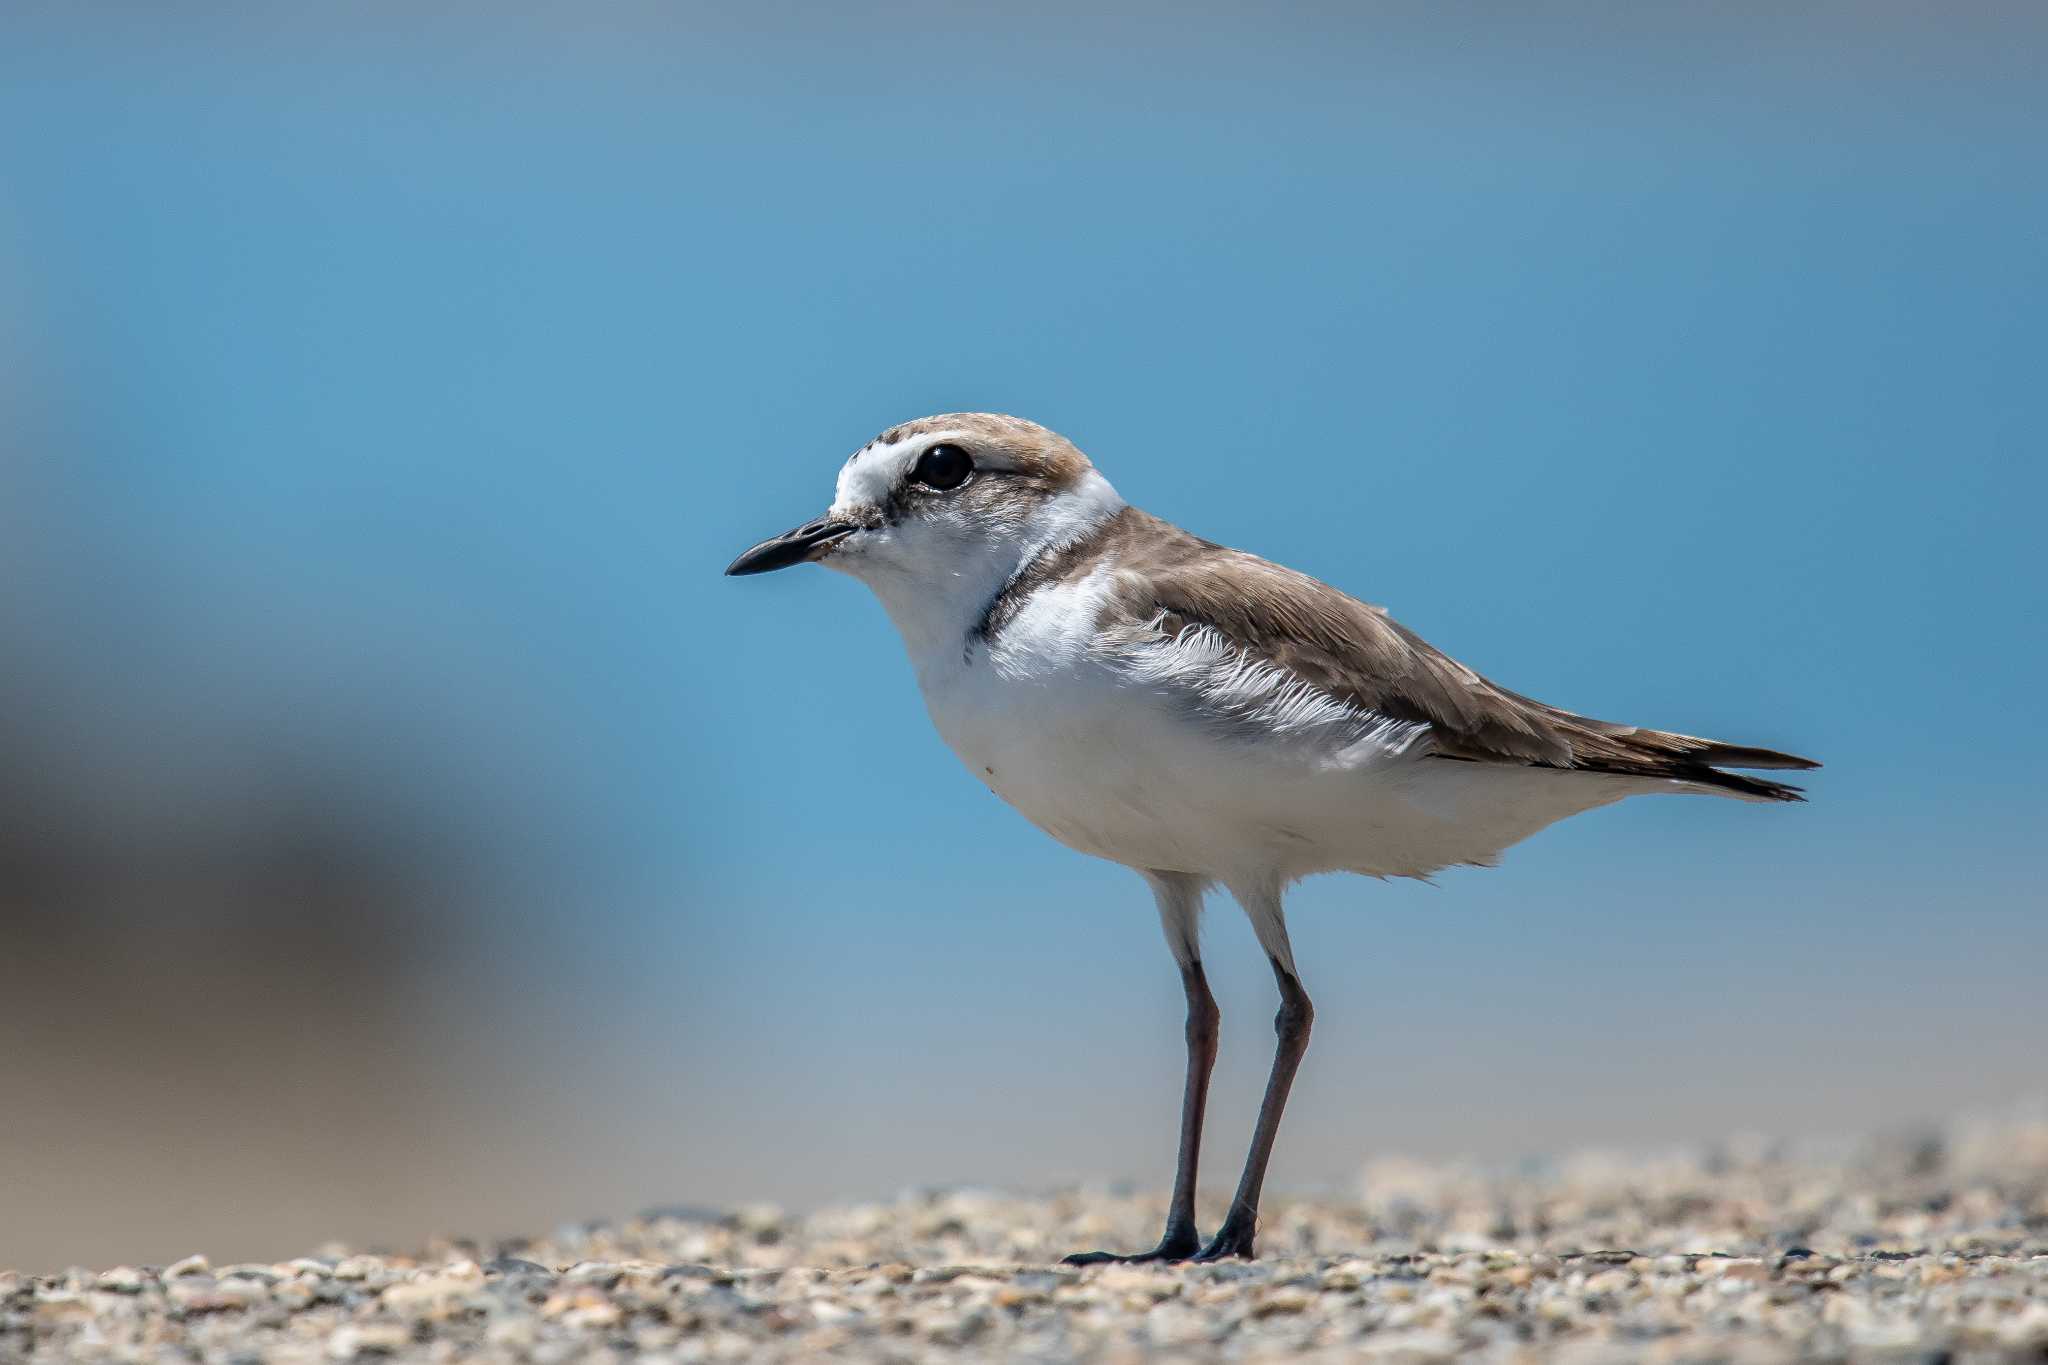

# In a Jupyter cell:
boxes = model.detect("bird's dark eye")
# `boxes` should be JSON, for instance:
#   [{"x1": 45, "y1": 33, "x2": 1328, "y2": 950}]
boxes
[{"x1": 911, "y1": 443, "x2": 973, "y2": 491}]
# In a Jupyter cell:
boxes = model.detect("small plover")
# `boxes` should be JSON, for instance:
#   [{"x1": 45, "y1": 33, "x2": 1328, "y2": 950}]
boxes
[{"x1": 727, "y1": 413, "x2": 1816, "y2": 1262}]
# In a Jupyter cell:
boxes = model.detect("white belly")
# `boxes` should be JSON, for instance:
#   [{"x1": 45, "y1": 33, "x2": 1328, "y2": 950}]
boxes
[
  {"x1": 929, "y1": 654, "x2": 1260, "y2": 874},
  {"x1": 921, "y1": 650, "x2": 1636, "y2": 883}
]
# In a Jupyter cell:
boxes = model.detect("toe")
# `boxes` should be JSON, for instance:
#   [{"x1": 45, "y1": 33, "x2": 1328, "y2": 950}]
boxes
[
  {"x1": 1062, "y1": 1233, "x2": 1201, "y2": 1266},
  {"x1": 1190, "y1": 1225, "x2": 1257, "y2": 1261}
]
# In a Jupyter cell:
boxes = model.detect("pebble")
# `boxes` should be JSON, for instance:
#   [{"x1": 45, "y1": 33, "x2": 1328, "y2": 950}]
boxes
[
  {"x1": 92, "y1": 1265, "x2": 150, "y2": 1294},
  {"x1": 5, "y1": 1117, "x2": 2048, "y2": 1361}
]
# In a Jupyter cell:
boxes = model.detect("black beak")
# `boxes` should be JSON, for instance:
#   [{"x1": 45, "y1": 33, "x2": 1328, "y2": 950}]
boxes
[{"x1": 724, "y1": 516, "x2": 857, "y2": 576}]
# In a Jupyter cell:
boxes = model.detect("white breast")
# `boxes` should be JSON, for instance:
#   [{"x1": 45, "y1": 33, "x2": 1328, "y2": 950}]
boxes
[{"x1": 918, "y1": 567, "x2": 1217, "y2": 871}]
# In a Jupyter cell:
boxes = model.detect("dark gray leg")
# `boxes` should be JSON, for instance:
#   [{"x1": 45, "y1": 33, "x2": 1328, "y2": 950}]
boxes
[
  {"x1": 1064, "y1": 873, "x2": 1216, "y2": 1265},
  {"x1": 1063, "y1": 959, "x2": 1219, "y2": 1264},
  {"x1": 1191, "y1": 955, "x2": 1313, "y2": 1261},
  {"x1": 1156, "y1": 960, "x2": 1222, "y2": 1253}
]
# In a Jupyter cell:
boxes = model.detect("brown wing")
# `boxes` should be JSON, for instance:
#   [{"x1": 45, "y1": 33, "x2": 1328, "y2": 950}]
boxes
[{"x1": 1096, "y1": 510, "x2": 1819, "y2": 801}]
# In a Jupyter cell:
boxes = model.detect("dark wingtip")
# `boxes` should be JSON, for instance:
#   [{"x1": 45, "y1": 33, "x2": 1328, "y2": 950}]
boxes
[
  {"x1": 1708, "y1": 769, "x2": 1810, "y2": 802},
  {"x1": 1699, "y1": 743, "x2": 1822, "y2": 772}
]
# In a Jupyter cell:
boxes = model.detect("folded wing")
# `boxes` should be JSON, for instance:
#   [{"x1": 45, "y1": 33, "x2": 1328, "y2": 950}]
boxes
[{"x1": 1094, "y1": 510, "x2": 1819, "y2": 802}]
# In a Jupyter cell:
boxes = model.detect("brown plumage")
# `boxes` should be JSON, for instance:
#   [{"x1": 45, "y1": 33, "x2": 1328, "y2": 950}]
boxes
[
  {"x1": 1003, "y1": 506, "x2": 1818, "y2": 801},
  {"x1": 871, "y1": 412, "x2": 1093, "y2": 488}
]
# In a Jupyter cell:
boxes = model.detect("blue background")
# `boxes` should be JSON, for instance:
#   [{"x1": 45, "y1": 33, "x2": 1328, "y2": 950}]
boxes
[{"x1": 1, "y1": 2, "x2": 2041, "y2": 1267}]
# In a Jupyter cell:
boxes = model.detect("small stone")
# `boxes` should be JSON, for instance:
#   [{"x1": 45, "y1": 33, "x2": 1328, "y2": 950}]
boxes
[
  {"x1": 1251, "y1": 1286, "x2": 1314, "y2": 1316},
  {"x1": 31, "y1": 1293, "x2": 94, "y2": 1324},
  {"x1": 167, "y1": 1277, "x2": 262, "y2": 1311},
  {"x1": 94, "y1": 1266, "x2": 150, "y2": 1294},
  {"x1": 379, "y1": 1275, "x2": 480, "y2": 1317},
  {"x1": 485, "y1": 1317, "x2": 538, "y2": 1348},
  {"x1": 164, "y1": 1254, "x2": 211, "y2": 1279},
  {"x1": 733, "y1": 1204, "x2": 785, "y2": 1235},
  {"x1": 1697, "y1": 1257, "x2": 1765, "y2": 1278},
  {"x1": 1145, "y1": 1301, "x2": 1213, "y2": 1347},
  {"x1": 921, "y1": 1308, "x2": 989, "y2": 1345},
  {"x1": 562, "y1": 1299, "x2": 623, "y2": 1328},
  {"x1": 488, "y1": 1256, "x2": 552, "y2": 1277},
  {"x1": 1320, "y1": 1266, "x2": 1365, "y2": 1292},
  {"x1": 326, "y1": 1323, "x2": 411, "y2": 1358},
  {"x1": 1090, "y1": 1265, "x2": 1179, "y2": 1301}
]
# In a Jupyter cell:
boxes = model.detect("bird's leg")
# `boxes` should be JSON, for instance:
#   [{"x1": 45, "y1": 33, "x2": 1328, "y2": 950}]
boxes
[
  {"x1": 1155, "y1": 959, "x2": 1221, "y2": 1254},
  {"x1": 1192, "y1": 955, "x2": 1313, "y2": 1262},
  {"x1": 1064, "y1": 960, "x2": 1219, "y2": 1264},
  {"x1": 1065, "y1": 873, "x2": 1216, "y2": 1266}
]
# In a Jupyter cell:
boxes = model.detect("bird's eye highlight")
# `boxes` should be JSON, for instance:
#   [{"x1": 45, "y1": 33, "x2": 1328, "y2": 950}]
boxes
[{"x1": 911, "y1": 443, "x2": 973, "y2": 491}]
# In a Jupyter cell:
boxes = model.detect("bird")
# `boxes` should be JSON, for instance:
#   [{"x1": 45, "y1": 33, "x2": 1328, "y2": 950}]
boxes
[{"x1": 725, "y1": 412, "x2": 1817, "y2": 1263}]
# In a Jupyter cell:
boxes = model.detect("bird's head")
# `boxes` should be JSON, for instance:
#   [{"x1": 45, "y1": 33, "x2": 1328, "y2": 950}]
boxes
[{"x1": 725, "y1": 413, "x2": 1125, "y2": 646}]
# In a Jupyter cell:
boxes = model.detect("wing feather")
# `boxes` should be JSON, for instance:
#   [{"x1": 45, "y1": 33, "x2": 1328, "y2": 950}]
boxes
[{"x1": 1090, "y1": 510, "x2": 1818, "y2": 800}]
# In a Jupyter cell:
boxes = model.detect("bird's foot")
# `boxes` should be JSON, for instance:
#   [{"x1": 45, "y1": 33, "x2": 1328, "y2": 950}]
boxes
[
  {"x1": 1188, "y1": 1218, "x2": 1256, "y2": 1262},
  {"x1": 1061, "y1": 1225, "x2": 1202, "y2": 1266}
]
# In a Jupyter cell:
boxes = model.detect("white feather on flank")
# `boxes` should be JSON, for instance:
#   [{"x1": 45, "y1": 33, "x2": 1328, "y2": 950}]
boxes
[{"x1": 1118, "y1": 618, "x2": 1435, "y2": 758}]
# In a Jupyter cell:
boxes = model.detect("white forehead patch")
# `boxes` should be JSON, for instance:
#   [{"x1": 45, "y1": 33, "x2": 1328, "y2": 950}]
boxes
[{"x1": 830, "y1": 430, "x2": 966, "y2": 518}]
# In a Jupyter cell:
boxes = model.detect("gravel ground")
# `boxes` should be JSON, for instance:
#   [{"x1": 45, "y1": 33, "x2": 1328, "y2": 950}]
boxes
[{"x1": 8, "y1": 1116, "x2": 2048, "y2": 1363}]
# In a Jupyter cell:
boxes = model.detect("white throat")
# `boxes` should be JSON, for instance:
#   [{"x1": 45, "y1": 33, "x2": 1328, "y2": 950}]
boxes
[{"x1": 834, "y1": 469, "x2": 1125, "y2": 672}]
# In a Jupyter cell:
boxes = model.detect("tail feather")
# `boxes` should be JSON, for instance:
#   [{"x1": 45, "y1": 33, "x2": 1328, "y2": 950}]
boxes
[
  {"x1": 1677, "y1": 765, "x2": 1811, "y2": 803},
  {"x1": 1550, "y1": 715, "x2": 1820, "y2": 804}
]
